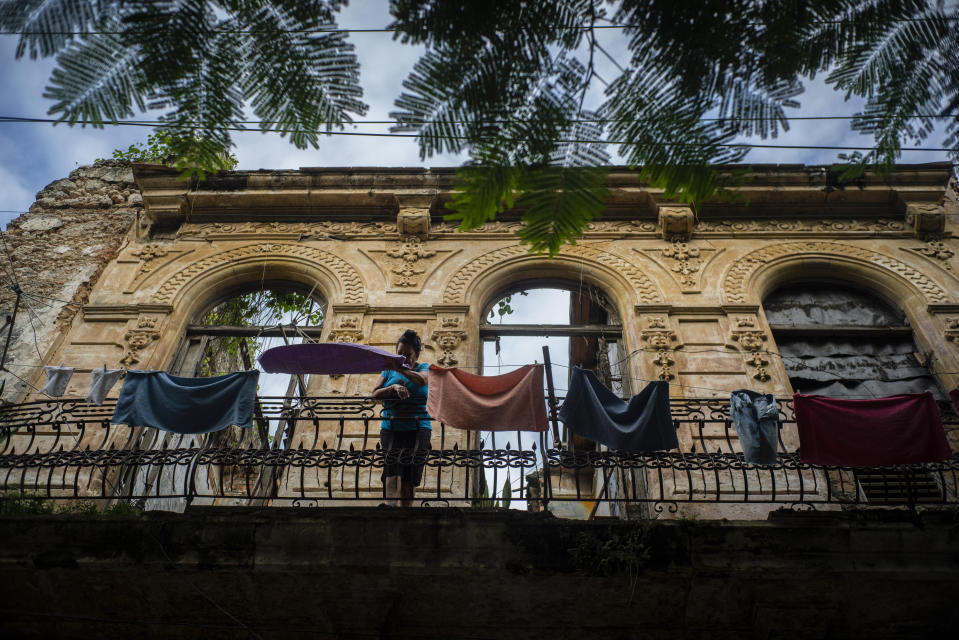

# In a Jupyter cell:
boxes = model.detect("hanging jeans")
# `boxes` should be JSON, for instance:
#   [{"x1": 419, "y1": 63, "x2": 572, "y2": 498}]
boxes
[{"x1": 729, "y1": 389, "x2": 780, "y2": 465}]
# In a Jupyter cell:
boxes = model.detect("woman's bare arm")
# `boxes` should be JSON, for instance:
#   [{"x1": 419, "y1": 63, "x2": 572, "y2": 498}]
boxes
[{"x1": 372, "y1": 374, "x2": 410, "y2": 400}]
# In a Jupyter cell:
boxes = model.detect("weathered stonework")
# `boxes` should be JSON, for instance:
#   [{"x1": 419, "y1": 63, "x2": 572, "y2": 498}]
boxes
[
  {"x1": 1, "y1": 162, "x2": 957, "y2": 515},
  {"x1": 0, "y1": 160, "x2": 142, "y2": 401}
]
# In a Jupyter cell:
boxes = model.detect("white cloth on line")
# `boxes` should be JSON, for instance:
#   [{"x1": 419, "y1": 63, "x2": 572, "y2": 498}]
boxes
[
  {"x1": 86, "y1": 368, "x2": 123, "y2": 405},
  {"x1": 41, "y1": 365, "x2": 74, "y2": 397}
]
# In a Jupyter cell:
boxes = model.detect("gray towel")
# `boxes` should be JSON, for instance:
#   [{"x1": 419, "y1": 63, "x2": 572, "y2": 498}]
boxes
[
  {"x1": 559, "y1": 368, "x2": 677, "y2": 452},
  {"x1": 86, "y1": 367, "x2": 124, "y2": 405},
  {"x1": 41, "y1": 365, "x2": 74, "y2": 397},
  {"x1": 111, "y1": 370, "x2": 259, "y2": 434}
]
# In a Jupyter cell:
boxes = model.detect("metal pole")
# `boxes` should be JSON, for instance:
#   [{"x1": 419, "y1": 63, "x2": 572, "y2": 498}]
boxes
[{"x1": 541, "y1": 345, "x2": 561, "y2": 448}]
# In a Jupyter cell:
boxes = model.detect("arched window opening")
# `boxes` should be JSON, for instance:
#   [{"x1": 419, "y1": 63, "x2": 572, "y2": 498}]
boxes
[
  {"x1": 479, "y1": 283, "x2": 625, "y2": 514},
  {"x1": 764, "y1": 283, "x2": 947, "y2": 505},
  {"x1": 125, "y1": 283, "x2": 325, "y2": 511},
  {"x1": 764, "y1": 284, "x2": 941, "y2": 400}
]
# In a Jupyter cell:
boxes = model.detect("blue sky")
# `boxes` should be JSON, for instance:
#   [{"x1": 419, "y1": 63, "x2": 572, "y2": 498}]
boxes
[{"x1": 0, "y1": 1, "x2": 954, "y2": 229}]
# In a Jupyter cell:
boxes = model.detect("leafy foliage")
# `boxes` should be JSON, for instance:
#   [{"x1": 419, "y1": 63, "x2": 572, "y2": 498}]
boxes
[
  {"x1": 489, "y1": 291, "x2": 528, "y2": 321},
  {"x1": 3, "y1": 1, "x2": 957, "y2": 249},
  {"x1": 103, "y1": 132, "x2": 239, "y2": 169},
  {"x1": 390, "y1": 0, "x2": 959, "y2": 247},
  {"x1": 1, "y1": 0, "x2": 367, "y2": 178},
  {"x1": 199, "y1": 288, "x2": 323, "y2": 376}
]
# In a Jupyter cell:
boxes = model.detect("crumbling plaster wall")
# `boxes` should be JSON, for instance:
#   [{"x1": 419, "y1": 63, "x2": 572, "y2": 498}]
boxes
[{"x1": 0, "y1": 160, "x2": 141, "y2": 402}]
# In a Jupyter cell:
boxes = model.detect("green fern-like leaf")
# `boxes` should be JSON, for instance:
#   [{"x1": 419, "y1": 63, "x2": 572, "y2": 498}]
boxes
[{"x1": 0, "y1": 0, "x2": 104, "y2": 60}]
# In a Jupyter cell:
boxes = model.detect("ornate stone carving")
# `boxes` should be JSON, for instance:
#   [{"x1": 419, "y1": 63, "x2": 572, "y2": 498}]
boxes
[
  {"x1": 944, "y1": 317, "x2": 959, "y2": 343},
  {"x1": 910, "y1": 239, "x2": 955, "y2": 271},
  {"x1": 397, "y1": 209, "x2": 430, "y2": 236},
  {"x1": 723, "y1": 241, "x2": 951, "y2": 304},
  {"x1": 646, "y1": 316, "x2": 667, "y2": 329},
  {"x1": 641, "y1": 329, "x2": 678, "y2": 380},
  {"x1": 130, "y1": 243, "x2": 171, "y2": 276},
  {"x1": 735, "y1": 315, "x2": 756, "y2": 328},
  {"x1": 906, "y1": 203, "x2": 946, "y2": 234},
  {"x1": 120, "y1": 316, "x2": 161, "y2": 367},
  {"x1": 387, "y1": 236, "x2": 438, "y2": 287},
  {"x1": 431, "y1": 316, "x2": 468, "y2": 367},
  {"x1": 662, "y1": 242, "x2": 701, "y2": 287},
  {"x1": 696, "y1": 218, "x2": 906, "y2": 234},
  {"x1": 175, "y1": 220, "x2": 398, "y2": 239},
  {"x1": 641, "y1": 242, "x2": 718, "y2": 291},
  {"x1": 443, "y1": 245, "x2": 664, "y2": 304},
  {"x1": 658, "y1": 206, "x2": 695, "y2": 240},
  {"x1": 428, "y1": 220, "x2": 658, "y2": 235},
  {"x1": 154, "y1": 244, "x2": 366, "y2": 305},
  {"x1": 744, "y1": 352, "x2": 771, "y2": 382},
  {"x1": 731, "y1": 329, "x2": 770, "y2": 382},
  {"x1": 328, "y1": 315, "x2": 364, "y2": 343}
]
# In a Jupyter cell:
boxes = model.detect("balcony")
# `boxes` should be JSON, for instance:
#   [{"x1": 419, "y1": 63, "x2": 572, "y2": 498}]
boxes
[{"x1": 1, "y1": 396, "x2": 956, "y2": 516}]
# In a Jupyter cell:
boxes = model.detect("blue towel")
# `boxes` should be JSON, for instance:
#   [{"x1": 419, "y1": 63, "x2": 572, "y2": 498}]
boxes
[
  {"x1": 729, "y1": 389, "x2": 780, "y2": 465},
  {"x1": 111, "y1": 370, "x2": 259, "y2": 434},
  {"x1": 559, "y1": 368, "x2": 677, "y2": 452}
]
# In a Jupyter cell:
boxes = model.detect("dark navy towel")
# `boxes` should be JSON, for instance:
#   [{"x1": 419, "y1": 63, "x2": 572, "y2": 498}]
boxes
[
  {"x1": 559, "y1": 368, "x2": 677, "y2": 452},
  {"x1": 111, "y1": 370, "x2": 259, "y2": 434}
]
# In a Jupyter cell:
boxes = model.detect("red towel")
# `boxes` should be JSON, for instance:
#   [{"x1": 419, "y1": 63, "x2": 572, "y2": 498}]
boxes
[
  {"x1": 794, "y1": 392, "x2": 952, "y2": 466},
  {"x1": 426, "y1": 364, "x2": 548, "y2": 431}
]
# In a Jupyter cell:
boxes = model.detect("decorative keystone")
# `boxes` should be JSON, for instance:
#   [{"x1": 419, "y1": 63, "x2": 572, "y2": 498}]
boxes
[
  {"x1": 658, "y1": 205, "x2": 695, "y2": 240},
  {"x1": 397, "y1": 209, "x2": 430, "y2": 236},
  {"x1": 905, "y1": 203, "x2": 946, "y2": 235}
]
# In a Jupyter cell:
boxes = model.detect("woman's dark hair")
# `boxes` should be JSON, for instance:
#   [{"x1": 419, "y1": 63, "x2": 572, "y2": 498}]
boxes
[{"x1": 398, "y1": 329, "x2": 422, "y2": 354}]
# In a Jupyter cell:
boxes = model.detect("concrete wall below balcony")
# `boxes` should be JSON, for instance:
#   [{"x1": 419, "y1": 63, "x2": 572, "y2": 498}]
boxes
[{"x1": 1, "y1": 506, "x2": 957, "y2": 639}]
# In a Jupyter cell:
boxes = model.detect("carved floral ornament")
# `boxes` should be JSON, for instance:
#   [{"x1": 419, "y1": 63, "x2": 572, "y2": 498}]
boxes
[
  {"x1": 910, "y1": 239, "x2": 955, "y2": 271},
  {"x1": 945, "y1": 317, "x2": 959, "y2": 343},
  {"x1": 431, "y1": 316, "x2": 468, "y2": 367},
  {"x1": 130, "y1": 243, "x2": 171, "y2": 275},
  {"x1": 730, "y1": 328, "x2": 771, "y2": 382},
  {"x1": 640, "y1": 328, "x2": 677, "y2": 381},
  {"x1": 328, "y1": 315, "x2": 364, "y2": 343},
  {"x1": 176, "y1": 220, "x2": 398, "y2": 239},
  {"x1": 120, "y1": 315, "x2": 161, "y2": 367},
  {"x1": 387, "y1": 236, "x2": 438, "y2": 287}
]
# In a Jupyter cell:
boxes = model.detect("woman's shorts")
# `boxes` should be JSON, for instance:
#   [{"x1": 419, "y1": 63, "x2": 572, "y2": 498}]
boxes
[{"x1": 380, "y1": 429, "x2": 431, "y2": 486}]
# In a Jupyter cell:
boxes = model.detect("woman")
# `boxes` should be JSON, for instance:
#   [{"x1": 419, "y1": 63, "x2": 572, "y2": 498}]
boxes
[{"x1": 371, "y1": 329, "x2": 431, "y2": 507}]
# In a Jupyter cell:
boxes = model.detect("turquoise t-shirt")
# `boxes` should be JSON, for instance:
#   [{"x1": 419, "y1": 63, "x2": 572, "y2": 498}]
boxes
[{"x1": 379, "y1": 362, "x2": 431, "y2": 431}]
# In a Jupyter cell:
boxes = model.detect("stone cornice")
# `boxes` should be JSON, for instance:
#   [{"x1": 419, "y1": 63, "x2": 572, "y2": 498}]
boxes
[{"x1": 133, "y1": 162, "x2": 955, "y2": 229}]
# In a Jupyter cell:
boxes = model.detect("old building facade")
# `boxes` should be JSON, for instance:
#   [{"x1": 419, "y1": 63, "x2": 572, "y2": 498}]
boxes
[{"x1": 1, "y1": 161, "x2": 957, "y2": 516}]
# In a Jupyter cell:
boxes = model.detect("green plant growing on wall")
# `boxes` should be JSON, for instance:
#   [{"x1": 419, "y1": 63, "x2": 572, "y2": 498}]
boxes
[
  {"x1": 569, "y1": 522, "x2": 654, "y2": 601},
  {"x1": 106, "y1": 132, "x2": 239, "y2": 172}
]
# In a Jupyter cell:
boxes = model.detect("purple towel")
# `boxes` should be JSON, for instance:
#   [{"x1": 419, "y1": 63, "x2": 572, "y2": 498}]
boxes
[{"x1": 257, "y1": 342, "x2": 407, "y2": 375}]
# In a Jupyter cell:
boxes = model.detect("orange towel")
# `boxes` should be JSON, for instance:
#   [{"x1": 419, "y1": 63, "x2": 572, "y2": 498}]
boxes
[{"x1": 426, "y1": 364, "x2": 548, "y2": 431}]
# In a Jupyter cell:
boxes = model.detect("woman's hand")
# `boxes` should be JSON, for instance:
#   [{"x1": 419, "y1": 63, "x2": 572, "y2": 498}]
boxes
[{"x1": 392, "y1": 384, "x2": 410, "y2": 399}]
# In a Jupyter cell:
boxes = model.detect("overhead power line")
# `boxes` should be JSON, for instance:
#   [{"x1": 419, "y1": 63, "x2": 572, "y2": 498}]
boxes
[
  {"x1": 1, "y1": 114, "x2": 957, "y2": 126},
  {"x1": 0, "y1": 116, "x2": 953, "y2": 152}
]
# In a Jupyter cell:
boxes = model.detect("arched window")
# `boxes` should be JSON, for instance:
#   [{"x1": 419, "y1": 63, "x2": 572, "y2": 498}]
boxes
[
  {"x1": 479, "y1": 282, "x2": 624, "y2": 513},
  {"x1": 764, "y1": 283, "x2": 942, "y2": 400},
  {"x1": 765, "y1": 282, "x2": 947, "y2": 504},
  {"x1": 124, "y1": 283, "x2": 325, "y2": 510}
]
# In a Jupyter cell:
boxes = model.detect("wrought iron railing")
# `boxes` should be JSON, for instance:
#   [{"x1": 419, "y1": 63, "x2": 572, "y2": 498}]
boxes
[{"x1": 0, "y1": 396, "x2": 956, "y2": 514}]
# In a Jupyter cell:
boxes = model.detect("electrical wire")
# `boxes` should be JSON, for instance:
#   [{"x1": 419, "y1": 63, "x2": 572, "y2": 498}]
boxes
[
  {"x1": 1, "y1": 114, "x2": 957, "y2": 125},
  {"x1": 0, "y1": 115, "x2": 953, "y2": 152}
]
